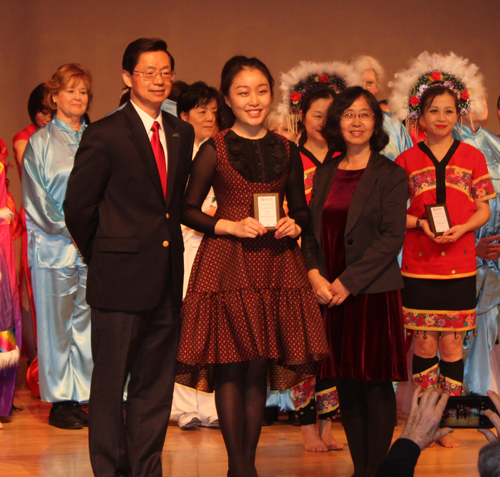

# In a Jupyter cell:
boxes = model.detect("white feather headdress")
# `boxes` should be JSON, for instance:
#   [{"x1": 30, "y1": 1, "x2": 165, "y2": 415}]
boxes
[
  {"x1": 389, "y1": 51, "x2": 486, "y2": 124},
  {"x1": 277, "y1": 61, "x2": 362, "y2": 133},
  {"x1": 0, "y1": 207, "x2": 14, "y2": 224}
]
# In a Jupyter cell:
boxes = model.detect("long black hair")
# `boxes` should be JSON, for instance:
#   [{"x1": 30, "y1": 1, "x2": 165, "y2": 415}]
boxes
[{"x1": 217, "y1": 56, "x2": 274, "y2": 130}]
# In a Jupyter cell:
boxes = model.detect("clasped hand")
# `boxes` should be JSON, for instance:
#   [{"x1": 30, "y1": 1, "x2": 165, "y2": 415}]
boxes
[
  {"x1": 422, "y1": 219, "x2": 468, "y2": 244},
  {"x1": 230, "y1": 216, "x2": 301, "y2": 239},
  {"x1": 309, "y1": 272, "x2": 350, "y2": 307}
]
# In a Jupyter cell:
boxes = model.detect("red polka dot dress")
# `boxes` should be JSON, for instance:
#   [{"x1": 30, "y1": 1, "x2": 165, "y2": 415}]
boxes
[{"x1": 176, "y1": 129, "x2": 329, "y2": 391}]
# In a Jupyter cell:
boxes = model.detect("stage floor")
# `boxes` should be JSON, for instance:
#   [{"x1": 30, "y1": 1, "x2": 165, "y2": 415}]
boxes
[{"x1": 2, "y1": 367, "x2": 488, "y2": 477}]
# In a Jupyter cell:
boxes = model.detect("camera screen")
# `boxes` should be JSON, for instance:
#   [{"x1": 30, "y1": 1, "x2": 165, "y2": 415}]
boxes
[
  {"x1": 442, "y1": 397, "x2": 493, "y2": 428},
  {"x1": 442, "y1": 404, "x2": 482, "y2": 427}
]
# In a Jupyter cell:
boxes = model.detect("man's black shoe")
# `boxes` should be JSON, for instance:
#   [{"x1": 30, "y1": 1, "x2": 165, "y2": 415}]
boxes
[
  {"x1": 70, "y1": 402, "x2": 89, "y2": 427},
  {"x1": 49, "y1": 402, "x2": 84, "y2": 429}
]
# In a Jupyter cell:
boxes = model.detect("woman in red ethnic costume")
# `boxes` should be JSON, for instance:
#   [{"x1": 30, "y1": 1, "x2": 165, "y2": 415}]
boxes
[
  {"x1": 395, "y1": 85, "x2": 494, "y2": 448},
  {"x1": 0, "y1": 139, "x2": 22, "y2": 422},
  {"x1": 176, "y1": 56, "x2": 328, "y2": 477},
  {"x1": 299, "y1": 89, "x2": 337, "y2": 205},
  {"x1": 277, "y1": 61, "x2": 360, "y2": 452},
  {"x1": 12, "y1": 84, "x2": 53, "y2": 365},
  {"x1": 294, "y1": 91, "x2": 340, "y2": 450},
  {"x1": 278, "y1": 61, "x2": 360, "y2": 205},
  {"x1": 13, "y1": 84, "x2": 52, "y2": 173}
]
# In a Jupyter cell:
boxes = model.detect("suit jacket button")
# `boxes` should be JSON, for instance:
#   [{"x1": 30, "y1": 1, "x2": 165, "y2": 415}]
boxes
[
  {"x1": 347, "y1": 239, "x2": 353, "y2": 245},
  {"x1": 166, "y1": 213, "x2": 169, "y2": 219},
  {"x1": 163, "y1": 241, "x2": 169, "y2": 247}
]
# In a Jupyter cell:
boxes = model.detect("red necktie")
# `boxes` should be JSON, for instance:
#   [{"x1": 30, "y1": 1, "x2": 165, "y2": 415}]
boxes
[{"x1": 151, "y1": 121, "x2": 167, "y2": 198}]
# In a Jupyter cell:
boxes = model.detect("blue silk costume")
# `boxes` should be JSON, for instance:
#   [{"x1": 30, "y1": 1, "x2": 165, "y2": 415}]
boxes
[
  {"x1": 381, "y1": 112, "x2": 412, "y2": 161},
  {"x1": 22, "y1": 117, "x2": 92, "y2": 403},
  {"x1": 453, "y1": 123, "x2": 500, "y2": 394},
  {"x1": 382, "y1": 112, "x2": 412, "y2": 267},
  {"x1": 161, "y1": 98, "x2": 177, "y2": 116}
]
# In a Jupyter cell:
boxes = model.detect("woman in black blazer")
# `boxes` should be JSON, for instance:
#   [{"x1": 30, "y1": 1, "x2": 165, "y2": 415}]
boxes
[{"x1": 302, "y1": 86, "x2": 408, "y2": 477}]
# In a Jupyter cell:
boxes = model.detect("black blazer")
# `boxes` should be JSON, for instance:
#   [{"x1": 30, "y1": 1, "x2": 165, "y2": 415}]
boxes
[
  {"x1": 301, "y1": 151, "x2": 408, "y2": 297},
  {"x1": 64, "y1": 102, "x2": 194, "y2": 312}
]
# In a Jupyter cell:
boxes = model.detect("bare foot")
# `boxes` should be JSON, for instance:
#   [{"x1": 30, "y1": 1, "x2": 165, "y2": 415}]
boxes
[
  {"x1": 318, "y1": 420, "x2": 344, "y2": 450},
  {"x1": 301, "y1": 424, "x2": 329, "y2": 452},
  {"x1": 438, "y1": 434, "x2": 461, "y2": 448}
]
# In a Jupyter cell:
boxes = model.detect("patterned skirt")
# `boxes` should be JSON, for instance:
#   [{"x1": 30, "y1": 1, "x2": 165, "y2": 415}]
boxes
[
  {"x1": 176, "y1": 232, "x2": 329, "y2": 392},
  {"x1": 402, "y1": 276, "x2": 476, "y2": 332}
]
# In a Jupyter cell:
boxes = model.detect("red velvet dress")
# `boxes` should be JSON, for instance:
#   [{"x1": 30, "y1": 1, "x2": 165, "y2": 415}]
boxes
[{"x1": 320, "y1": 168, "x2": 407, "y2": 382}]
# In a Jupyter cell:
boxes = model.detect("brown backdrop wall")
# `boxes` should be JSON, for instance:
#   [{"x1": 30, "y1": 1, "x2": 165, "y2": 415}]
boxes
[{"x1": 2, "y1": 0, "x2": 499, "y2": 204}]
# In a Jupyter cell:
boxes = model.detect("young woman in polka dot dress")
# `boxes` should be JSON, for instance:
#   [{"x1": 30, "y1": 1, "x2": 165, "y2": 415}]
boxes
[{"x1": 177, "y1": 56, "x2": 329, "y2": 477}]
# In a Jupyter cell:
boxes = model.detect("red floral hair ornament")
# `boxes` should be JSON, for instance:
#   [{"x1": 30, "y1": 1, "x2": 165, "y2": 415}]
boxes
[
  {"x1": 389, "y1": 51, "x2": 486, "y2": 134},
  {"x1": 277, "y1": 61, "x2": 361, "y2": 134}
]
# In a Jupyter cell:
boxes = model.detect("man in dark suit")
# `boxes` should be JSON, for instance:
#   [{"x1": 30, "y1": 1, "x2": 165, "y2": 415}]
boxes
[{"x1": 64, "y1": 38, "x2": 194, "y2": 477}]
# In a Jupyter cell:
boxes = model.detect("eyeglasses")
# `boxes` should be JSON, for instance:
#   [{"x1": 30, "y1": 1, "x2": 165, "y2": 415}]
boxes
[
  {"x1": 341, "y1": 112, "x2": 375, "y2": 121},
  {"x1": 133, "y1": 70, "x2": 176, "y2": 82}
]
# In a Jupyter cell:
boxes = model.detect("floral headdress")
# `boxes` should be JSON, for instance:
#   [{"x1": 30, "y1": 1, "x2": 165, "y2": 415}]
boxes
[
  {"x1": 277, "y1": 61, "x2": 361, "y2": 134},
  {"x1": 389, "y1": 51, "x2": 486, "y2": 130}
]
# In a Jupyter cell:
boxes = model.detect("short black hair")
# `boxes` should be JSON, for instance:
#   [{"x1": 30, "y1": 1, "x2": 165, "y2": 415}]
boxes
[
  {"x1": 27, "y1": 83, "x2": 47, "y2": 124},
  {"x1": 177, "y1": 82, "x2": 218, "y2": 117},
  {"x1": 322, "y1": 86, "x2": 389, "y2": 153},
  {"x1": 122, "y1": 38, "x2": 175, "y2": 74},
  {"x1": 168, "y1": 80, "x2": 189, "y2": 103}
]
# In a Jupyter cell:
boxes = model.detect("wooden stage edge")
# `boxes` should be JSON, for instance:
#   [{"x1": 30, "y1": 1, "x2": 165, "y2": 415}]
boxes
[{"x1": 1, "y1": 361, "x2": 486, "y2": 477}]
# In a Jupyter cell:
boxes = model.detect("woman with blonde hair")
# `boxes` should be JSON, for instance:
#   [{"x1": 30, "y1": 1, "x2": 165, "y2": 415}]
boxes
[
  {"x1": 23, "y1": 63, "x2": 93, "y2": 429},
  {"x1": 349, "y1": 55, "x2": 412, "y2": 160},
  {"x1": 264, "y1": 108, "x2": 299, "y2": 144}
]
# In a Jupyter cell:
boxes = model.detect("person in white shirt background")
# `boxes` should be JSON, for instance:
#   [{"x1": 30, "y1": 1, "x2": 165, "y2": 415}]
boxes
[{"x1": 171, "y1": 81, "x2": 220, "y2": 429}]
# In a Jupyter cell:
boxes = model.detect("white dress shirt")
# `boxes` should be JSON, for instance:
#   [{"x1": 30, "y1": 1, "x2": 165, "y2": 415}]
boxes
[{"x1": 131, "y1": 100, "x2": 168, "y2": 173}]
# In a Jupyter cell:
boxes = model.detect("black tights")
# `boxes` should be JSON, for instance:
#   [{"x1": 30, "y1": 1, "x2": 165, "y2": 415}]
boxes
[
  {"x1": 337, "y1": 378, "x2": 396, "y2": 477},
  {"x1": 215, "y1": 358, "x2": 268, "y2": 477}
]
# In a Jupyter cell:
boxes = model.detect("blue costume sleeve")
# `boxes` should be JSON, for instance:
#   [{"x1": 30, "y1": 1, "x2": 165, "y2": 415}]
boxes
[
  {"x1": 457, "y1": 123, "x2": 500, "y2": 394},
  {"x1": 22, "y1": 129, "x2": 71, "y2": 239},
  {"x1": 381, "y1": 113, "x2": 412, "y2": 161},
  {"x1": 454, "y1": 124, "x2": 500, "y2": 312},
  {"x1": 22, "y1": 118, "x2": 86, "y2": 269}
]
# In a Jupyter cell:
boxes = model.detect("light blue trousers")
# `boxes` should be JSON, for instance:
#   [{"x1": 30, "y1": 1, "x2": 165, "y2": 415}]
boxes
[
  {"x1": 464, "y1": 306, "x2": 500, "y2": 395},
  {"x1": 265, "y1": 387, "x2": 295, "y2": 412},
  {"x1": 31, "y1": 266, "x2": 92, "y2": 403}
]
